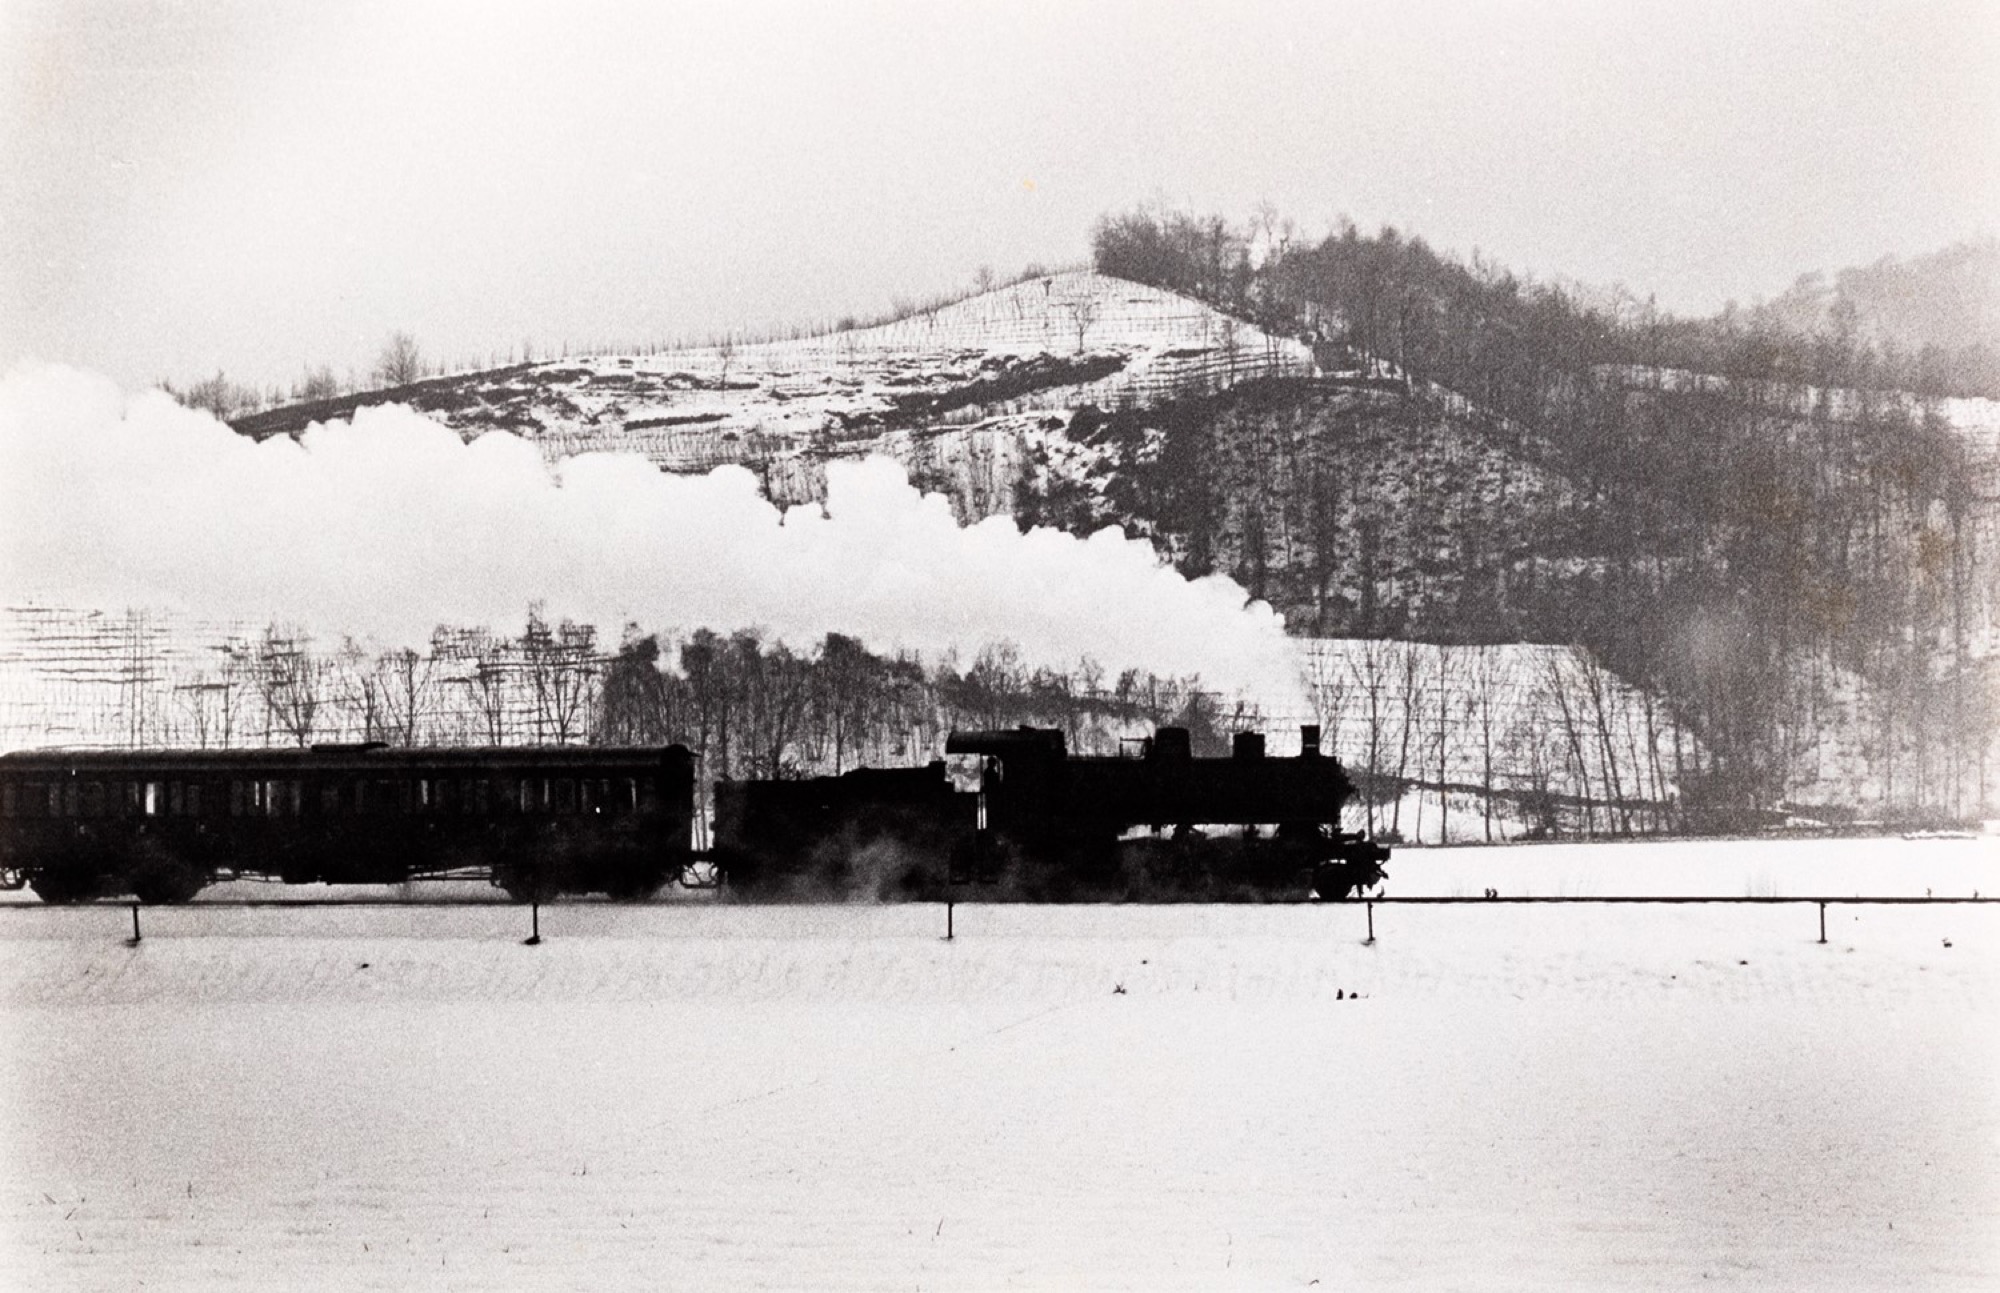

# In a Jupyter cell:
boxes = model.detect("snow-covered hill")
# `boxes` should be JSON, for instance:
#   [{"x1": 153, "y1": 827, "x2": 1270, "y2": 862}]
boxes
[{"x1": 234, "y1": 271, "x2": 1315, "y2": 521}]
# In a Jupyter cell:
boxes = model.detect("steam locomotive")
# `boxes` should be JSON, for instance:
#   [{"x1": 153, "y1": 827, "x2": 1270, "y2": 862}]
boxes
[
  {"x1": 706, "y1": 723, "x2": 1387, "y2": 901},
  {"x1": 0, "y1": 726, "x2": 1388, "y2": 904}
]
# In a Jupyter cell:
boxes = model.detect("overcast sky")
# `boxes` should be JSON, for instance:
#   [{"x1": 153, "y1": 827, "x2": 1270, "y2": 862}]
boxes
[{"x1": 4, "y1": 0, "x2": 1995, "y2": 392}]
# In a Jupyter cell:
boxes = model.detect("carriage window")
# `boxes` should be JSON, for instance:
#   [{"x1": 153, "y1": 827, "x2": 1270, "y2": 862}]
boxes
[
  {"x1": 62, "y1": 781, "x2": 79, "y2": 817},
  {"x1": 320, "y1": 781, "x2": 342, "y2": 815},
  {"x1": 0, "y1": 781, "x2": 14, "y2": 817},
  {"x1": 82, "y1": 782, "x2": 107, "y2": 817},
  {"x1": 465, "y1": 778, "x2": 489, "y2": 815},
  {"x1": 145, "y1": 782, "x2": 163, "y2": 816},
  {"x1": 637, "y1": 777, "x2": 659, "y2": 812},
  {"x1": 230, "y1": 780, "x2": 245, "y2": 817},
  {"x1": 552, "y1": 778, "x2": 576, "y2": 814},
  {"x1": 621, "y1": 778, "x2": 638, "y2": 813},
  {"x1": 186, "y1": 783, "x2": 204, "y2": 817},
  {"x1": 580, "y1": 778, "x2": 598, "y2": 814},
  {"x1": 168, "y1": 782, "x2": 183, "y2": 816}
]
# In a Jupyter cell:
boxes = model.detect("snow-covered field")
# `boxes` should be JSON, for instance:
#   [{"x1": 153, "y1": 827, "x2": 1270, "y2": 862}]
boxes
[{"x1": 4, "y1": 838, "x2": 1997, "y2": 1290}]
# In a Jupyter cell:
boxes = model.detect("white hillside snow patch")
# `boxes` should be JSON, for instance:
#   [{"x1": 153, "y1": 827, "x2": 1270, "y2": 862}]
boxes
[
  {"x1": 2, "y1": 840, "x2": 1995, "y2": 1291},
  {"x1": 411, "y1": 272, "x2": 1315, "y2": 484}
]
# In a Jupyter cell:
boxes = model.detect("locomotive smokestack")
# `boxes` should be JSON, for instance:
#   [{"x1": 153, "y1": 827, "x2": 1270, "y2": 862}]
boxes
[{"x1": 1300, "y1": 724, "x2": 1321, "y2": 757}]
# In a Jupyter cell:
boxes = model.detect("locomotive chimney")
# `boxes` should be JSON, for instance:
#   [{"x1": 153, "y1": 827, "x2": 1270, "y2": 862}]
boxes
[
  {"x1": 1300, "y1": 724, "x2": 1321, "y2": 757},
  {"x1": 1151, "y1": 726, "x2": 1192, "y2": 761},
  {"x1": 1232, "y1": 732, "x2": 1266, "y2": 760}
]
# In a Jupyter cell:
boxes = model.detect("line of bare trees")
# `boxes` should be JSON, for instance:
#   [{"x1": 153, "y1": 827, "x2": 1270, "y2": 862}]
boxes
[
  {"x1": 1307, "y1": 641, "x2": 1691, "y2": 845},
  {"x1": 39, "y1": 606, "x2": 1822, "y2": 841}
]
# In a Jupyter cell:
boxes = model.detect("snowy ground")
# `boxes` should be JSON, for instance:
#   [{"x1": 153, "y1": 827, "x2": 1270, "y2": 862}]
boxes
[{"x1": 3, "y1": 837, "x2": 1997, "y2": 1290}]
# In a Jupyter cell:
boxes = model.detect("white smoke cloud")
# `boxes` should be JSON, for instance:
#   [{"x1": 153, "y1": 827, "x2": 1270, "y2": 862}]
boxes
[{"x1": 0, "y1": 363, "x2": 1304, "y2": 706}]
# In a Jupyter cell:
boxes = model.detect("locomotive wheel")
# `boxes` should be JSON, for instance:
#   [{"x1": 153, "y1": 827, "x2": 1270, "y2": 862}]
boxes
[{"x1": 1312, "y1": 863, "x2": 1355, "y2": 901}]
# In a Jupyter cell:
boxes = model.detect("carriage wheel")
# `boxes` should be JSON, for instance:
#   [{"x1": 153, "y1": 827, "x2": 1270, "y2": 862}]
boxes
[
  {"x1": 28, "y1": 868, "x2": 98, "y2": 904},
  {"x1": 131, "y1": 862, "x2": 206, "y2": 904},
  {"x1": 493, "y1": 861, "x2": 562, "y2": 903},
  {"x1": 128, "y1": 841, "x2": 206, "y2": 904}
]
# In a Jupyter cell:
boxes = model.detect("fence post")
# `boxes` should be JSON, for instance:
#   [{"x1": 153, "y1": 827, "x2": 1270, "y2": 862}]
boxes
[
  {"x1": 127, "y1": 902, "x2": 141, "y2": 946},
  {"x1": 524, "y1": 901, "x2": 542, "y2": 946},
  {"x1": 1365, "y1": 900, "x2": 1375, "y2": 946},
  {"x1": 1818, "y1": 900, "x2": 1827, "y2": 945}
]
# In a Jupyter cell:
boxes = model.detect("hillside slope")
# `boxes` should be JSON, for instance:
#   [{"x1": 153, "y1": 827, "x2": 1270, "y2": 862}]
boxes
[
  {"x1": 232, "y1": 271, "x2": 1313, "y2": 520},
  {"x1": 93, "y1": 265, "x2": 2000, "y2": 818}
]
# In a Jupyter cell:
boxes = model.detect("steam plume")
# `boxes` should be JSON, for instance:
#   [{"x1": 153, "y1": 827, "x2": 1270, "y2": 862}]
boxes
[{"x1": 0, "y1": 364, "x2": 1303, "y2": 706}]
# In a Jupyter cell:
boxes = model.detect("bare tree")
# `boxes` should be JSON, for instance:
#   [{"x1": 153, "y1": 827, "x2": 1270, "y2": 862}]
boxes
[
  {"x1": 1432, "y1": 644, "x2": 1462, "y2": 844},
  {"x1": 172, "y1": 675, "x2": 232, "y2": 750},
  {"x1": 1058, "y1": 285, "x2": 1101, "y2": 353},
  {"x1": 1466, "y1": 645, "x2": 1507, "y2": 841},
  {"x1": 1347, "y1": 639, "x2": 1394, "y2": 836},
  {"x1": 599, "y1": 629, "x2": 673, "y2": 746},
  {"x1": 520, "y1": 609, "x2": 600, "y2": 744},
  {"x1": 166, "y1": 371, "x2": 262, "y2": 420},
  {"x1": 333, "y1": 638, "x2": 386, "y2": 743},
  {"x1": 380, "y1": 643, "x2": 439, "y2": 746},
  {"x1": 1574, "y1": 645, "x2": 1634, "y2": 834},
  {"x1": 295, "y1": 366, "x2": 341, "y2": 402},
  {"x1": 813, "y1": 633, "x2": 877, "y2": 775},
  {"x1": 256, "y1": 626, "x2": 328, "y2": 747},
  {"x1": 375, "y1": 331, "x2": 424, "y2": 387},
  {"x1": 455, "y1": 628, "x2": 516, "y2": 745},
  {"x1": 1305, "y1": 643, "x2": 1352, "y2": 760},
  {"x1": 1541, "y1": 649, "x2": 1597, "y2": 835},
  {"x1": 1387, "y1": 641, "x2": 1429, "y2": 839}
]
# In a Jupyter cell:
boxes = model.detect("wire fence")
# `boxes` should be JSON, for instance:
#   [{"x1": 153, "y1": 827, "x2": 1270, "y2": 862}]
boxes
[{"x1": 5, "y1": 893, "x2": 1993, "y2": 948}]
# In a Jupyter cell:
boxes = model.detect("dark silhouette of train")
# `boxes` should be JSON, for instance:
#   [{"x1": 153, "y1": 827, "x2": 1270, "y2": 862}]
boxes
[
  {"x1": 716, "y1": 724, "x2": 1389, "y2": 902},
  {"x1": 0, "y1": 725, "x2": 1388, "y2": 904},
  {"x1": 0, "y1": 744, "x2": 694, "y2": 904}
]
